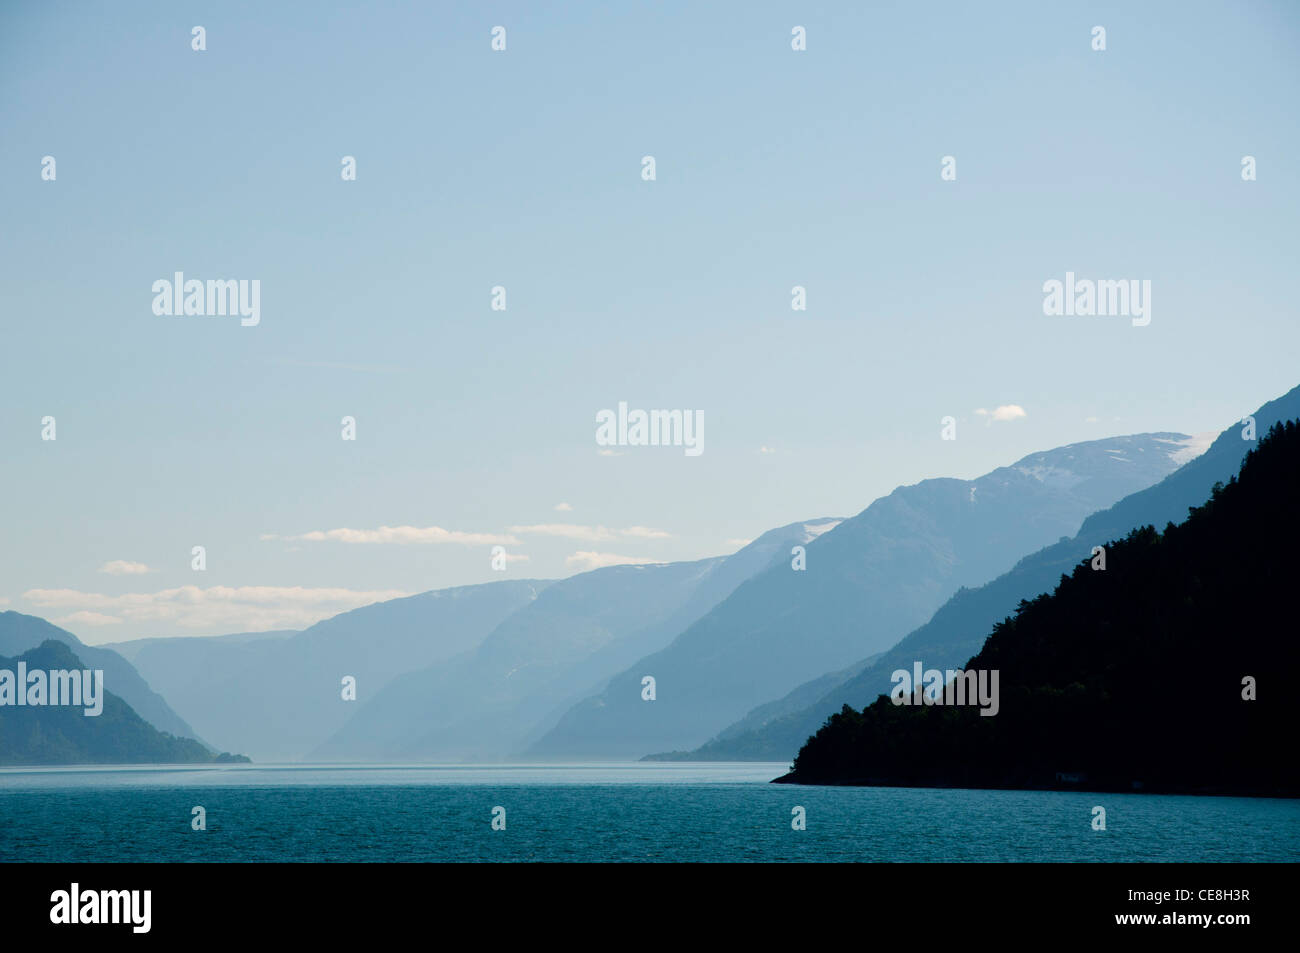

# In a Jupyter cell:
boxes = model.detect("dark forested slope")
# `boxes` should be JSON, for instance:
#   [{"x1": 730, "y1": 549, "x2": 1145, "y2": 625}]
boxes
[{"x1": 779, "y1": 421, "x2": 1300, "y2": 797}]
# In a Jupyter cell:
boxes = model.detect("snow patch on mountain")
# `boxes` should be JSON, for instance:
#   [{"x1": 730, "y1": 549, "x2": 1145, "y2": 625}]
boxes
[
  {"x1": 801, "y1": 520, "x2": 842, "y2": 541},
  {"x1": 1162, "y1": 432, "x2": 1216, "y2": 466},
  {"x1": 1012, "y1": 464, "x2": 1090, "y2": 489}
]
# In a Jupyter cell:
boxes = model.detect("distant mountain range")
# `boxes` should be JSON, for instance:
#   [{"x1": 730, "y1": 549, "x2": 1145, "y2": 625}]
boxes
[
  {"x1": 777, "y1": 418, "x2": 1300, "y2": 797},
  {"x1": 11, "y1": 389, "x2": 1299, "y2": 771},
  {"x1": 526, "y1": 432, "x2": 1200, "y2": 760},
  {"x1": 5, "y1": 430, "x2": 1204, "y2": 766},
  {"x1": 311, "y1": 519, "x2": 839, "y2": 761},
  {"x1": 0, "y1": 611, "x2": 200, "y2": 742},
  {"x1": 112, "y1": 580, "x2": 547, "y2": 762},
  {"x1": 672, "y1": 383, "x2": 1300, "y2": 764},
  {"x1": 0, "y1": 640, "x2": 244, "y2": 766}
]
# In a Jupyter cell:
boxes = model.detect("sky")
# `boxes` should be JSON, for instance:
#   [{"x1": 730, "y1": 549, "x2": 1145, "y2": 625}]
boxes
[{"x1": 1, "y1": 1, "x2": 1298, "y2": 642}]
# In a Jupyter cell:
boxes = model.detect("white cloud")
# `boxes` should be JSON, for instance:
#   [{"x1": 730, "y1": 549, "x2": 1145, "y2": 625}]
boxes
[
  {"x1": 97, "y1": 560, "x2": 154, "y2": 575},
  {"x1": 262, "y1": 525, "x2": 518, "y2": 545},
  {"x1": 620, "y1": 525, "x2": 671, "y2": 539},
  {"x1": 510, "y1": 524, "x2": 614, "y2": 542},
  {"x1": 553, "y1": 502, "x2": 574, "y2": 512},
  {"x1": 54, "y1": 610, "x2": 123, "y2": 627},
  {"x1": 1084, "y1": 416, "x2": 1100, "y2": 424},
  {"x1": 726, "y1": 538, "x2": 753, "y2": 548},
  {"x1": 565, "y1": 552, "x2": 661, "y2": 572},
  {"x1": 22, "y1": 585, "x2": 410, "y2": 632},
  {"x1": 759, "y1": 446, "x2": 776, "y2": 454},
  {"x1": 596, "y1": 449, "x2": 623, "y2": 457},
  {"x1": 974, "y1": 405, "x2": 1027, "y2": 423},
  {"x1": 509, "y1": 524, "x2": 670, "y2": 542},
  {"x1": 0, "y1": 596, "x2": 10, "y2": 605}
]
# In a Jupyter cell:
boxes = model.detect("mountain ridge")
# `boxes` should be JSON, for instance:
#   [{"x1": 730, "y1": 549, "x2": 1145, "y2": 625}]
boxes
[
  {"x1": 0, "y1": 640, "x2": 246, "y2": 766},
  {"x1": 776, "y1": 419, "x2": 1300, "y2": 796},
  {"x1": 0, "y1": 611, "x2": 203, "y2": 744},
  {"x1": 527, "y1": 431, "x2": 1199, "y2": 760},
  {"x1": 310, "y1": 519, "x2": 841, "y2": 762},
  {"x1": 678, "y1": 385, "x2": 1300, "y2": 763}
]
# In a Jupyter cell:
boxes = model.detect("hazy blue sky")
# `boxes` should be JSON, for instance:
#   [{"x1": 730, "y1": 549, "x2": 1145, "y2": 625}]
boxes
[{"x1": 2, "y1": 1, "x2": 1298, "y2": 641}]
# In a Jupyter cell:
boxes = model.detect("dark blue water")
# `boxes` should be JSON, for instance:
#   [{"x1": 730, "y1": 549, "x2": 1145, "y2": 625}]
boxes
[{"x1": 1, "y1": 764, "x2": 1295, "y2": 862}]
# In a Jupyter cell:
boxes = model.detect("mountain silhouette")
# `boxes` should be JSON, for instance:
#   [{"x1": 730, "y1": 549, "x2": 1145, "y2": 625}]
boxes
[
  {"x1": 529, "y1": 433, "x2": 1198, "y2": 759},
  {"x1": 777, "y1": 419, "x2": 1300, "y2": 797},
  {"x1": 0, "y1": 640, "x2": 243, "y2": 765},
  {"x1": 114, "y1": 580, "x2": 548, "y2": 761},
  {"x1": 683, "y1": 384, "x2": 1300, "y2": 763},
  {"x1": 310, "y1": 520, "x2": 839, "y2": 761},
  {"x1": 0, "y1": 611, "x2": 201, "y2": 743}
]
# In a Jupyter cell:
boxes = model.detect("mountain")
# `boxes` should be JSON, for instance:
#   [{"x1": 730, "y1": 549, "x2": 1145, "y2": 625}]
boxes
[
  {"x1": 311, "y1": 520, "x2": 841, "y2": 762},
  {"x1": 107, "y1": 628, "x2": 297, "y2": 664},
  {"x1": 0, "y1": 611, "x2": 201, "y2": 742},
  {"x1": 528, "y1": 433, "x2": 1200, "y2": 760},
  {"x1": 646, "y1": 654, "x2": 883, "y2": 761},
  {"x1": 115, "y1": 580, "x2": 549, "y2": 761},
  {"x1": 689, "y1": 384, "x2": 1300, "y2": 762},
  {"x1": 777, "y1": 419, "x2": 1300, "y2": 797},
  {"x1": 0, "y1": 640, "x2": 243, "y2": 765}
]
